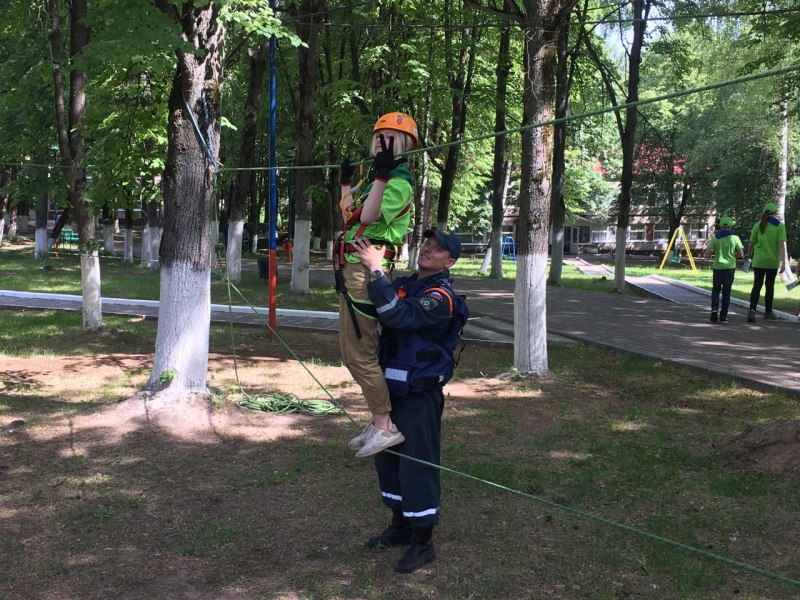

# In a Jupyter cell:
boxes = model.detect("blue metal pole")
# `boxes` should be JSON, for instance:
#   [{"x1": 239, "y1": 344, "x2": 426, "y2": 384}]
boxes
[{"x1": 268, "y1": 0, "x2": 278, "y2": 333}]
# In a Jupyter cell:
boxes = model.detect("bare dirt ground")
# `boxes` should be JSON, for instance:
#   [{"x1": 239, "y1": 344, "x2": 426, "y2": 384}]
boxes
[{"x1": 3, "y1": 332, "x2": 800, "y2": 600}]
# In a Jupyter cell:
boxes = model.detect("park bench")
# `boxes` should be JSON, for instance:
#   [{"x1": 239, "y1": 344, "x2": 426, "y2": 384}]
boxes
[{"x1": 58, "y1": 228, "x2": 79, "y2": 248}]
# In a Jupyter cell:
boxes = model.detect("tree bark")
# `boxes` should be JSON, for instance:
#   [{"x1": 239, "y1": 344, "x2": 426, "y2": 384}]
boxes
[
  {"x1": 228, "y1": 39, "x2": 268, "y2": 283},
  {"x1": 491, "y1": 159, "x2": 512, "y2": 277},
  {"x1": 123, "y1": 209, "x2": 134, "y2": 264},
  {"x1": 103, "y1": 205, "x2": 116, "y2": 256},
  {"x1": 291, "y1": 0, "x2": 325, "y2": 293},
  {"x1": 437, "y1": 16, "x2": 480, "y2": 230},
  {"x1": 147, "y1": 200, "x2": 161, "y2": 270},
  {"x1": 49, "y1": 0, "x2": 101, "y2": 328},
  {"x1": 146, "y1": 1, "x2": 225, "y2": 395},
  {"x1": 613, "y1": 0, "x2": 649, "y2": 293},
  {"x1": 775, "y1": 98, "x2": 793, "y2": 283},
  {"x1": 7, "y1": 202, "x2": 17, "y2": 239},
  {"x1": 0, "y1": 170, "x2": 9, "y2": 248},
  {"x1": 409, "y1": 34, "x2": 437, "y2": 271},
  {"x1": 514, "y1": 1, "x2": 572, "y2": 376},
  {"x1": 35, "y1": 193, "x2": 49, "y2": 258},
  {"x1": 548, "y1": 15, "x2": 570, "y2": 285},
  {"x1": 490, "y1": 18, "x2": 512, "y2": 280}
]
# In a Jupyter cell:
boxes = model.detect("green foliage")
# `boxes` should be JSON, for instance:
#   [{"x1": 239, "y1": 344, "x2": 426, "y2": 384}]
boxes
[{"x1": 159, "y1": 369, "x2": 178, "y2": 385}]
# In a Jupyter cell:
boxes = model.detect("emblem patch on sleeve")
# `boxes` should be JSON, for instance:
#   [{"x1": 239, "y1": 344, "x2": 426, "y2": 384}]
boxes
[{"x1": 419, "y1": 297, "x2": 439, "y2": 310}]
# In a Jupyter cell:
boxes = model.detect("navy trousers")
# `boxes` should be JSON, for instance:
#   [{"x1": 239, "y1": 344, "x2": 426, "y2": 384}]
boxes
[
  {"x1": 711, "y1": 268, "x2": 735, "y2": 318},
  {"x1": 374, "y1": 388, "x2": 444, "y2": 527},
  {"x1": 749, "y1": 267, "x2": 778, "y2": 312}
]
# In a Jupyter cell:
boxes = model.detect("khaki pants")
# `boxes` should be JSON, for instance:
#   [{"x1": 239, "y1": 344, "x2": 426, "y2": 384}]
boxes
[{"x1": 339, "y1": 260, "x2": 391, "y2": 416}]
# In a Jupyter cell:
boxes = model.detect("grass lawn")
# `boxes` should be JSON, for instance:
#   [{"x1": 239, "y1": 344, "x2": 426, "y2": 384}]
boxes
[
  {"x1": 0, "y1": 245, "x2": 338, "y2": 312},
  {"x1": 2, "y1": 311, "x2": 800, "y2": 598},
  {"x1": 2, "y1": 241, "x2": 629, "y2": 304},
  {"x1": 628, "y1": 265, "x2": 800, "y2": 313}
]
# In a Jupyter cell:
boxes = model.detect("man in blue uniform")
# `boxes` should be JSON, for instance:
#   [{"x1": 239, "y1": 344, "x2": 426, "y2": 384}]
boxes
[{"x1": 350, "y1": 229, "x2": 469, "y2": 574}]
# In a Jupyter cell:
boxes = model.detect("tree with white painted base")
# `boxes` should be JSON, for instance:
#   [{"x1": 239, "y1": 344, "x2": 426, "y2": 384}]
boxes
[{"x1": 49, "y1": 0, "x2": 102, "y2": 329}]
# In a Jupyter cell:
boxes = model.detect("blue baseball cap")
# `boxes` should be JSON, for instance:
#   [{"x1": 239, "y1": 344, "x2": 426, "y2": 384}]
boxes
[{"x1": 423, "y1": 229, "x2": 461, "y2": 259}]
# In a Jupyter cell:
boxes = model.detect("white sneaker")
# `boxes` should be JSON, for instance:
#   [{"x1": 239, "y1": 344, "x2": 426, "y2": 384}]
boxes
[
  {"x1": 347, "y1": 423, "x2": 375, "y2": 450},
  {"x1": 355, "y1": 426, "x2": 405, "y2": 458}
]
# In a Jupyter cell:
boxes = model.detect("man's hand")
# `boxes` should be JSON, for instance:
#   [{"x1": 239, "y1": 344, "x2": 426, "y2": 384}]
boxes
[
  {"x1": 373, "y1": 134, "x2": 406, "y2": 181},
  {"x1": 351, "y1": 237, "x2": 384, "y2": 272}
]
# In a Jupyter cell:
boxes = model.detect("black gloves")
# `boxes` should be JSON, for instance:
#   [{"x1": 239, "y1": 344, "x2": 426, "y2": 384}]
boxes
[
  {"x1": 373, "y1": 134, "x2": 407, "y2": 181},
  {"x1": 340, "y1": 158, "x2": 356, "y2": 185}
]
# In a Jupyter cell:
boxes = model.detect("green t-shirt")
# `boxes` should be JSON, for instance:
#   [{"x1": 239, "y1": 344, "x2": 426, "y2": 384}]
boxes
[
  {"x1": 344, "y1": 165, "x2": 413, "y2": 264},
  {"x1": 750, "y1": 219, "x2": 787, "y2": 269},
  {"x1": 707, "y1": 232, "x2": 743, "y2": 270}
]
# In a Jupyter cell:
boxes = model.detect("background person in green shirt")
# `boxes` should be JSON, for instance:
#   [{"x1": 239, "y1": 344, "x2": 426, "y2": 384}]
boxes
[
  {"x1": 745, "y1": 202, "x2": 787, "y2": 322},
  {"x1": 706, "y1": 216, "x2": 744, "y2": 323}
]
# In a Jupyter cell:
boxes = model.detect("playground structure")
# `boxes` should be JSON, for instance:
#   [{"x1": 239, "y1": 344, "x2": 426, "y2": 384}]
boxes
[{"x1": 658, "y1": 226, "x2": 698, "y2": 272}]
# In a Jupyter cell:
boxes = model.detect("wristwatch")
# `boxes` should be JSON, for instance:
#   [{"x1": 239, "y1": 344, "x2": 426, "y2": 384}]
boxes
[{"x1": 371, "y1": 268, "x2": 384, "y2": 279}]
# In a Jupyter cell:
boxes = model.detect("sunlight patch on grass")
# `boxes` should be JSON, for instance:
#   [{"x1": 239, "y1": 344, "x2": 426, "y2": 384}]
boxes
[
  {"x1": 549, "y1": 450, "x2": 592, "y2": 461},
  {"x1": 610, "y1": 420, "x2": 649, "y2": 432}
]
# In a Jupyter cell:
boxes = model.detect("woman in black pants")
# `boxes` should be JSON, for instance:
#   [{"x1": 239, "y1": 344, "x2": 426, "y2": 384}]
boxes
[{"x1": 746, "y1": 202, "x2": 787, "y2": 322}]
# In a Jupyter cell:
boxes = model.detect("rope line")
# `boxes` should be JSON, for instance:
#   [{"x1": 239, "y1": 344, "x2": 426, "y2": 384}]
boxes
[
  {"x1": 7, "y1": 239, "x2": 799, "y2": 588},
  {"x1": 218, "y1": 63, "x2": 800, "y2": 171},
  {"x1": 217, "y1": 268, "x2": 800, "y2": 590},
  {"x1": 220, "y1": 268, "x2": 344, "y2": 416},
  {"x1": 5, "y1": 63, "x2": 799, "y2": 175}
]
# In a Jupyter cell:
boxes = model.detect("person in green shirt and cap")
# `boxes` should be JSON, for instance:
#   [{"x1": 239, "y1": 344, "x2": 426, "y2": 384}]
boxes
[
  {"x1": 706, "y1": 216, "x2": 744, "y2": 323},
  {"x1": 745, "y1": 202, "x2": 787, "y2": 322}
]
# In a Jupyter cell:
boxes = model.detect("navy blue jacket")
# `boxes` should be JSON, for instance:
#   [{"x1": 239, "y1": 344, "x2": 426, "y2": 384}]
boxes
[{"x1": 367, "y1": 270, "x2": 468, "y2": 396}]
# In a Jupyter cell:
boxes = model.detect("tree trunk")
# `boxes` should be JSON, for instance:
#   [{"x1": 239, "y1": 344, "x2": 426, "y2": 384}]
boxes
[
  {"x1": 103, "y1": 205, "x2": 116, "y2": 256},
  {"x1": 291, "y1": 0, "x2": 324, "y2": 293},
  {"x1": 35, "y1": 193, "x2": 49, "y2": 258},
  {"x1": 228, "y1": 39, "x2": 268, "y2": 283},
  {"x1": 49, "y1": 0, "x2": 101, "y2": 328},
  {"x1": 140, "y1": 196, "x2": 150, "y2": 266},
  {"x1": 49, "y1": 207, "x2": 70, "y2": 250},
  {"x1": 146, "y1": 2, "x2": 225, "y2": 395},
  {"x1": 147, "y1": 200, "x2": 161, "y2": 270},
  {"x1": 437, "y1": 23, "x2": 480, "y2": 230},
  {"x1": 0, "y1": 175, "x2": 8, "y2": 248},
  {"x1": 7, "y1": 203, "x2": 17, "y2": 239},
  {"x1": 548, "y1": 15, "x2": 570, "y2": 285},
  {"x1": 614, "y1": 0, "x2": 648, "y2": 293},
  {"x1": 490, "y1": 19, "x2": 512, "y2": 280},
  {"x1": 776, "y1": 98, "x2": 793, "y2": 283},
  {"x1": 514, "y1": 4, "x2": 565, "y2": 376},
  {"x1": 123, "y1": 209, "x2": 134, "y2": 264},
  {"x1": 491, "y1": 160, "x2": 512, "y2": 278}
]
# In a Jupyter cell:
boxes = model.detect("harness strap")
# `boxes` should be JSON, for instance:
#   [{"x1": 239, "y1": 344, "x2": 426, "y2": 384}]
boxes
[{"x1": 342, "y1": 243, "x2": 397, "y2": 260}]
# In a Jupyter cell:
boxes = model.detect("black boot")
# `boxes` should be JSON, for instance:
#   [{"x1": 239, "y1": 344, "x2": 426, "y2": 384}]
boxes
[
  {"x1": 365, "y1": 510, "x2": 413, "y2": 549},
  {"x1": 395, "y1": 526, "x2": 436, "y2": 574}
]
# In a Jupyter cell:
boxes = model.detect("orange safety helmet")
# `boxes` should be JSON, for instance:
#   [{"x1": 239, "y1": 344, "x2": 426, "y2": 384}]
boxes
[{"x1": 373, "y1": 112, "x2": 420, "y2": 150}]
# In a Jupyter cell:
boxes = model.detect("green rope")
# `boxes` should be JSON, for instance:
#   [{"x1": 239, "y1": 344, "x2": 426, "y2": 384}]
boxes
[
  {"x1": 217, "y1": 272, "x2": 800, "y2": 589},
  {"x1": 8, "y1": 64, "x2": 799, "y2": 175},
  {"x1": 386, "y1": 450, "x2": 800, "y2": 589},
  {"x1": 222, "y1": 271, "x2": 348, "y2": 418},
  {"x1": 217, "y1": 63, "x2": 800, "y2": 172},
  {"x1": 236, "y1": 392, "x2": 341, "y2": 415}
]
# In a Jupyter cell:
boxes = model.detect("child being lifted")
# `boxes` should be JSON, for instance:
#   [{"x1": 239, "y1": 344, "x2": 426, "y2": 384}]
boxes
[{"x1": 335, "y1": 112, "x2": 418, "y2": 458}]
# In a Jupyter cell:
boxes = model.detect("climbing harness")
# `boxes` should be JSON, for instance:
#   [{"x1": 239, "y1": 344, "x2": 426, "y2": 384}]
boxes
[{"x1": 332, "y1": 161, "x2": 410, "y2": 338}]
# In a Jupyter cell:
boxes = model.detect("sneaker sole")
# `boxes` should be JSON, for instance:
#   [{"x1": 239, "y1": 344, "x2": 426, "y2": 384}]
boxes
[{"x1": 355, "y1": 433, "x2": 405, "y2": 458}]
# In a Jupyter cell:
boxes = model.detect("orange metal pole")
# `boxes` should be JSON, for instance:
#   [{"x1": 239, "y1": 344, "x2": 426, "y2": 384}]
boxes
[{"x1": 268, "y1": 248, "x2": 277, "y2": 336}]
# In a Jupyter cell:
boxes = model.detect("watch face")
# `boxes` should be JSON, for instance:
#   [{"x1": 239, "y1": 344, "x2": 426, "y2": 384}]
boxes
[{"x1": 372, "y1": 269, "x2": 383, "y2": 278}]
